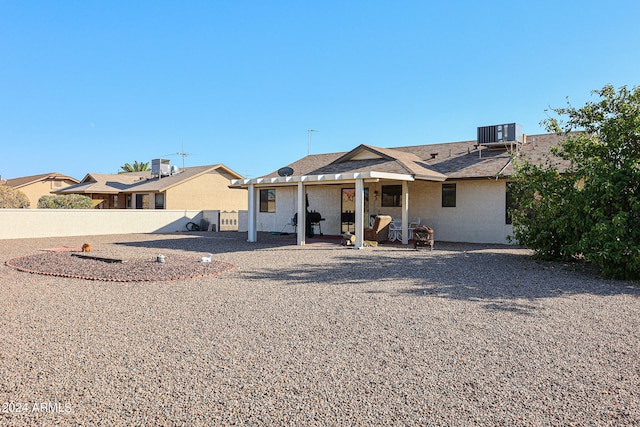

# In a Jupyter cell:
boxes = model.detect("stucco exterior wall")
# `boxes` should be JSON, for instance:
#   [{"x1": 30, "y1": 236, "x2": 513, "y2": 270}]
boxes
[
  {"x1": 252, "y1": 185, "x2": 356, "y2": 235},
  {"x1": 18, "y1": 179, "x2": 78, "y2": 209},
  {"x1": 164, "y1": 170, "x2": 247, "y2": 211},
  {"x1": 0, "y1": 209, "x2": 207, "y2": 239},
  {"x1": 242, "y1": 179, "x2": 514, "y2": 244},
  {"x1": 408, "y1": 179, "x2": 513, "y2": 244}
]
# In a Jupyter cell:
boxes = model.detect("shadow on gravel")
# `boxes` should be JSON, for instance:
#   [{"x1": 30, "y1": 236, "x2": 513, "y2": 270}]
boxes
[
  {"x1": 114, "y1": 232, "x2": 298, "y2": 254},
  {"x1": 115, "y1": 233, "x2": 640, "y2": 313},
  {"x1": 242, "y1": 247, "x2": 640, "y2": 314}
]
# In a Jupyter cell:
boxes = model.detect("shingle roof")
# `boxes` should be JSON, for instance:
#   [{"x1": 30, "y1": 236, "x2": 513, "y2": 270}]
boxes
[
  {"x1": 56, "y1": 165, "x2": 243, "y2": 194},
  {"x1": 56, "y1": 172, "x2": 150, "y2": 194},
  {"x1": 262, "y1": 133, "x2": 568, "y2": 181},
  {"x1": 4, "y1": 172, "x2": 79, "y2": 188}
]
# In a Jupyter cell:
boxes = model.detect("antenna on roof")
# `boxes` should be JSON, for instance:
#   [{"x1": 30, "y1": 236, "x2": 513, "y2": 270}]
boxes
[
  {"x1": 307, "y1": 129, "x2": 318, "y2": 155},
  {"x1": 176, "y1": 142, "x2": 191, "y2": 169}
]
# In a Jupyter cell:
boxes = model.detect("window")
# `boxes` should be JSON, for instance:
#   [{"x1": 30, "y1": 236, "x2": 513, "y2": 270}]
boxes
[
  {"x1": 155, "y1": 193, "x2": 165, "y2": 209},
  {"x1": 135, "y1": 194, "x2": 149, "y2": 209},
  {"x1": 505, "y1": 182, "x2": 515, "y2": 224},
  {"x1": 442, "y1": 183, "x2": 456, "y2": 207},
  {"x1": 381, "y1": 185, "x2": 402, "y2": 207},
  {"x1": 259, "y1": 189, "x2": 276, "y2": 212}
]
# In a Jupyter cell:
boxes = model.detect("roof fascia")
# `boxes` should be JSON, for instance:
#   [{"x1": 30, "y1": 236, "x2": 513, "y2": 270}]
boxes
[
  {"x1": 230, "y1": 171, "x2": 416, "y2": 187},
  {"x1": 148, "y1": 166, "x2": 219, "y2": 192},
  {"x1": 330, "y1": 145, "x2": 395, "y2": 164}
]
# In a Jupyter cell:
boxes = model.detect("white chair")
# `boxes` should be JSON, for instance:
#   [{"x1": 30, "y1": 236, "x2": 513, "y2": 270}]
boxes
[
  {"x1": 408, "y1": 217, "x2": 421, "y2": 239},
  {"x1": 388, "y1": 218, "x2": 402, "y2": 242}
]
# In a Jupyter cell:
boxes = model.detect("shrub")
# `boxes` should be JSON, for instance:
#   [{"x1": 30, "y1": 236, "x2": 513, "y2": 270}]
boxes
[
  {"x1": 37, "y1": 194, "x2": 93, "y2": 209},
  {"x1": 511, "y1": 85, "x2": 640, "y2": 280},
  {"x1": 0, "y1": 185, "x2": 30, "y2": 208}
]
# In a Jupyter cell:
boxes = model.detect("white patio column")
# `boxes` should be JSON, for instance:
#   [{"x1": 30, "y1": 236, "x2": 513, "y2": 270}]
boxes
[
  {"x1": 247, "y1": 183, "x2": 258, "y2": 242},
  {"x1": 297, "y1": 182, "x2": 306, "y2": 246},
  {"x1": 401, "y1": 180, "x2": 409, "y2": 244},
  {"x1": 354, "y1": 177, "x2": 364, "y2": 249}
]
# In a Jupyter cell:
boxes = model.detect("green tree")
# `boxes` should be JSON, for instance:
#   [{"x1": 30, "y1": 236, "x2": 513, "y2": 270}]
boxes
[
  {"x1": 38, "y1": 194, "x2": 92, "y2": 209},
  {"x1": 0, "y1": 185, "x2": 30, "y2": 208},
  {"x1": 511, "y1": 85, "x2": 640, "y2": 280},
  {"x1": 119, "y1": 161, "x2": 150, "y2": 173}
]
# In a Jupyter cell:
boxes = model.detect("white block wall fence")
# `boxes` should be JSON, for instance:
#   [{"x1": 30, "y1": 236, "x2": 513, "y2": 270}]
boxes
[{"x1": 0, "y1": 209, "x2": 226, "y2": 240}]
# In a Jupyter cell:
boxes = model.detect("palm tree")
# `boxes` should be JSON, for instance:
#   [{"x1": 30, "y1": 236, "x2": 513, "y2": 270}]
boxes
[{"x1": 119, "y1": 161, "x2": 150, "y2": 173}]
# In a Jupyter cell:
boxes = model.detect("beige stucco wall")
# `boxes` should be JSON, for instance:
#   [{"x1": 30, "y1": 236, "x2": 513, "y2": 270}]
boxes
[
  {"x1": 406, "y1": 180, "x2": 513, "y2": 244},
  {"x1": 244, "y1": 179, "x2": 514, "y2": 244},
  {"x1": 18, "y1": 179, "x2": 78, "y2": 208},
  {"x1": 252, "y1": 185, "x2": 354, "y2": 235},
  {"x1": 164, "y1": 170, "x2": 247, "y2": 211},
  {"x1": 0, "y1": 209, "x2": 208, "y2": 239}
]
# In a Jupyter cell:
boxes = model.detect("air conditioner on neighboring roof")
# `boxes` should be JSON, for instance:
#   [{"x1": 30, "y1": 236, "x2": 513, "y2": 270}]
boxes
[
  {"x1": 477, "y1": 123, "x2": 523, "y2": 145},
  {"x1": 152, "y1": 159, "x2": 171, "y2": 177}
]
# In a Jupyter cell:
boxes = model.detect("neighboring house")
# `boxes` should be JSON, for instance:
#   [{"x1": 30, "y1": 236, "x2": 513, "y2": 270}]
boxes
[
  {"x1": 57, "y1": 163, "x2": 247, "y2": 211},
  {"x1": 2, "y1": 172, "x2": 80, "y2": 208},
  {"x1": 231, "y1": 128, "x2": 568, "y2": 247}
]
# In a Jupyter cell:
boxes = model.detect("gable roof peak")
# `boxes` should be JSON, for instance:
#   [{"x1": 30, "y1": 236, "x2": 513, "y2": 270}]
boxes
[{"x1": 331, "y1": 144, "x2": 398, "y2": 164}]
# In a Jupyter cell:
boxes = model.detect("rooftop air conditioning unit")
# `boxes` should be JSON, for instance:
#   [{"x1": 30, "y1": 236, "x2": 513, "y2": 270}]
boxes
[
  {"x1": 477, "y1": 123, "x2": 523, "y2": 145},
  {"x1": 152, "y1": 159, "x2": 171, "y2": 177}
]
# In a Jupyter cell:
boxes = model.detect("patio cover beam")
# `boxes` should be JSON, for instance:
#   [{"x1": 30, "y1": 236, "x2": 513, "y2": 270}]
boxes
[
  {"x1": 354, "y1": 178, "x2": 364, "y2": 249},
  {"x1": 247, "y1": 184, "x2": 257, "y2": 242},
  {"x1": 297, "y1": 182, "x2": 306, "y2": 246},
  {"x1": 401, "y1": 180, "x2": 409, "y2": 244},
  {"x1": 230, "y1": 171, "x2": 417, "y2": 188}
]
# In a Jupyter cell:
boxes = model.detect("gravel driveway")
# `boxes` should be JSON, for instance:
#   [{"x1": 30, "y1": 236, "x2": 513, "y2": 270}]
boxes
[{"x1": 1, "y1": 232, "x2": 639, "y2": 426}]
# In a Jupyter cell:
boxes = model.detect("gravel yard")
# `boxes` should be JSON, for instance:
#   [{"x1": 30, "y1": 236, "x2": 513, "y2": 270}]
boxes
[{"x1": 1, "y1": 232, "x2": 639, "y2": 426}]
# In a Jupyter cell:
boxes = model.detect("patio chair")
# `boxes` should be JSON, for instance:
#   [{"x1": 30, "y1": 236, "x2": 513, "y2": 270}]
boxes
[
  {"x1": 364, "y1": 215, "x2": 392, "y2": 242},
  {"x1": 408, "y1": 217, "x2": 421, "y2": 239},
  {"x1": 388, "y1": 218, "x2": 402, "y2": 241}
]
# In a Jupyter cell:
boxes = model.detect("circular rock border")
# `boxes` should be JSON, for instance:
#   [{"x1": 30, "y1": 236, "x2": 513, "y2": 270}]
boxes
[{"x1": 5, "y1": 252, "x2": 235, "y2": 282}]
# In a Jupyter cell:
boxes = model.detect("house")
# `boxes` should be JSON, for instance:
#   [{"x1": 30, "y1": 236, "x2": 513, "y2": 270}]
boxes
[
  {"x1": 57, "y1": 163, "x2": 247, "y2": 211},
  {"x1": 2, "y1": 172, "x2": 80, "y2": 208},
  {"x1": 231, "y1": 128, "x2": 568, "y2": 247}
]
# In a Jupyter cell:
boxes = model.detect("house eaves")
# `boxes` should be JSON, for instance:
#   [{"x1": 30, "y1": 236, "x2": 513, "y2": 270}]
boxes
[
  {"x1": 5, "y1": 172, "x2": 79, "y2": 188},
  {"x1": 231, "y1": 171, "x2": 415, "y2": 188},
  {"x1": 120, "y1": 164, "x2": 244, "y2": 193},
  {"x1": 315, "y1": 144, "x2": 446, "y2": 181},
  {"x1": 330, "y1": 144, "x2": 397, "y2": 163}
]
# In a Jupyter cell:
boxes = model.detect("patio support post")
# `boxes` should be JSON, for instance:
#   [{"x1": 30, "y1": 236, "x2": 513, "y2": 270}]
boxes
[
  {"x1": 297, "y1": 182, "x2": 306, "y2": 246},
  {"x1": 247, "y1": 184, "x2": 257, "y2": 242},
  {"x1": 401, "y1": 180, "x2": 409, "y2": 244},
  {"x1": 354, "y1": 178, "x2": 364, "y2": 248}
]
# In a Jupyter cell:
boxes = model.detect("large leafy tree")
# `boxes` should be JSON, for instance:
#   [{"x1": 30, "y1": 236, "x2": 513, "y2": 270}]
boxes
[
  {"x1": 0, "y1": 185, "x2": 30, "y2": 208},
  {"x1": 119, "y1": 161, "x2": 150, "y2": 173},
  {"x1": 511, "y1": 85, "x2": 640, "y2": 279}
]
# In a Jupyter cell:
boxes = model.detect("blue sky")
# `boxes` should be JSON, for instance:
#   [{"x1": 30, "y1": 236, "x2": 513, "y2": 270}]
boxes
[{"x1": 1, "y1": 1, "x2": 638, "y2": 180}]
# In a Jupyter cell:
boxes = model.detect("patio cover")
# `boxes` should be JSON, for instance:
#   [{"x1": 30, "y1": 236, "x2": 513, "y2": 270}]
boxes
[{"x1": 231, "y1": 169, "x2": 445, "y2": 248}]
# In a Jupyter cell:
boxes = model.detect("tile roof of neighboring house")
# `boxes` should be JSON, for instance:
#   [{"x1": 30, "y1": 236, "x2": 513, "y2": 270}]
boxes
[
  {"x1": 4, "y1": 172, "x2": 79, "y2": 188},
  {"x1": 263, "y1": 133, "x2": 569, "y2": 181},
  {"x1": 56, "y1": 165, "x2": 243, "y2": 195}
]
